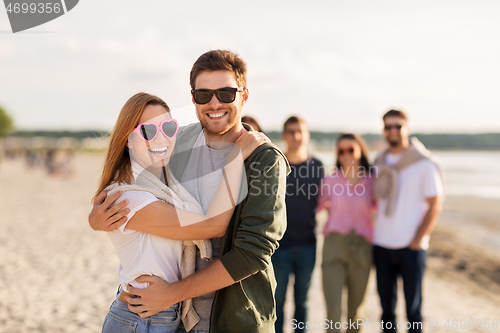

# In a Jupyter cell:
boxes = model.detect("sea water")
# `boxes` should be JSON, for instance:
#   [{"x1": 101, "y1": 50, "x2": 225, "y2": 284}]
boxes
[{"x1": 313, "y1": 150, "x2": 500, "y2": 199}]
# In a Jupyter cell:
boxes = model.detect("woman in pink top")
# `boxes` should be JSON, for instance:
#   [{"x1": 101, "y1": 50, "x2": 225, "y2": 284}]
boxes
[{"x1": 318, "y1": 133, "x2": 375, "y2": 333}]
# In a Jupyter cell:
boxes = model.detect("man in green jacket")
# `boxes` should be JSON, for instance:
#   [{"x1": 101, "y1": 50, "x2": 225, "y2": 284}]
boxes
[{"x1": 90, "y1": 50, "x2": 289, "y2": 333}]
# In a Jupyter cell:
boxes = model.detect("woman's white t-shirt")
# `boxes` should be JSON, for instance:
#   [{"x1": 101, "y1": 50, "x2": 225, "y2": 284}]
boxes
[{"x1": 107, "y1": 191, "x2": 182, "y2": 292}]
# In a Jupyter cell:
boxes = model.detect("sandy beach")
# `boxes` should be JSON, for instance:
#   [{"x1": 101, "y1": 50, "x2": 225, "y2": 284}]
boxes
[{"x1": 1, "y1": 153, "x2": 499, "y2": 333}]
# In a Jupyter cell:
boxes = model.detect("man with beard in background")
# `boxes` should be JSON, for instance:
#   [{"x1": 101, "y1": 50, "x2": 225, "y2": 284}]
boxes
[{"x1": 373, "y1": 109, "x2": 443, "y2": 333}]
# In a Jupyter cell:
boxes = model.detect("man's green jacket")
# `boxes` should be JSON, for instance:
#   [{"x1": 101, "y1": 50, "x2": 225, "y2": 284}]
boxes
[{"x1": 172, "y1": 123, "x2": 290, "y2": 333}]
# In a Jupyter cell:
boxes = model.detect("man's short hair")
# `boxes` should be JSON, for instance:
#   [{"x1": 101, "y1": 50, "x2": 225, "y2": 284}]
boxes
[
  {"x1": 383, "y1": 109, "x2": 408, "y2": 121},
  {"x1": 190, "y1": 50, "x2": 247, "y2": 89},
  {"x1": 283, "y1": 116, "x2": 307, "y2": 132}
]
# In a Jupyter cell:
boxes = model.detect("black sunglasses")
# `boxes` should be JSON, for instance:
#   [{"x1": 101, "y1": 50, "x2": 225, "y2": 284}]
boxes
[
  {"x1": 191, "y1": 87, "x2": 244, "y2": 105},
  {"x1": 384, "y1": 124, "x2": 403, "y2": 131},
  {"x1": 338, "y1": 147, "x2": 355, "y2": 155}
]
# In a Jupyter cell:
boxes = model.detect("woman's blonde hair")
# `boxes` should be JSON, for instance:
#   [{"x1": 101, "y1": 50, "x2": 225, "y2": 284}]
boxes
[{"x1": 93, "y1": 92, "x2": 170, "y2": 201}]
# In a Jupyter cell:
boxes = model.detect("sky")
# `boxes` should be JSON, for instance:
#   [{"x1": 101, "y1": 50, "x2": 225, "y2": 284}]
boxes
[{"x1": 1, "y1": 0, "x2": 499, "y2": 133}]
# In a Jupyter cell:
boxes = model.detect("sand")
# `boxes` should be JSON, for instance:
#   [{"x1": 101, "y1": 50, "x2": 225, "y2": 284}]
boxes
[{"x1": 0, "y1": 153, "x2": 499, "y2": 332}]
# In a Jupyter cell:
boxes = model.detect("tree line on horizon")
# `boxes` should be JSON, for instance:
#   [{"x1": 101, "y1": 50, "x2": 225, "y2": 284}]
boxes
[{"x1": 4, "y1": 129, "x2": 500, "y2": 150}]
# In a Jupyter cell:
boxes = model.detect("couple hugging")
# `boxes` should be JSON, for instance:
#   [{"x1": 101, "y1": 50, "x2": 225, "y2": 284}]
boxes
[{"x1": 89, "y1": 50, "x2": 290, "y2": 333}]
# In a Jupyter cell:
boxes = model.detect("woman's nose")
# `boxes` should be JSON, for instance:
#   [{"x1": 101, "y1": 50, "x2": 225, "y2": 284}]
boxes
[{"x1": 155, "y1": 129, "x2": 170, "y2": 142}]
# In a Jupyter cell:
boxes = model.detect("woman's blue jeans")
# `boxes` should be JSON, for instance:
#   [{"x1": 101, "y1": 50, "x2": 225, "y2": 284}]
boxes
[{"x1": 102, "y1": 290, "x2": 180, "y2": 333}]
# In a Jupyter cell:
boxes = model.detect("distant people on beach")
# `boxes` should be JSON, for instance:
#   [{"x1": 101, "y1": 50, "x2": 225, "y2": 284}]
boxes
[
  {"x1": 56, "y1": 150, "x2": 75, "y2": 178},
  {"x1": 273, "y1": 116, "x2": 324, "y2": 333},
  {"x1": 45, "y1": 149, "x2": 75, "y2": 177},
  {"x1": 46, "y1": 149, "x2": 56, "y2": 174},
  {"x1": 241, "y1": 115, "x2": 262, "y2": 132},
  {"x1": 22, "y1": 148, "x2": 75, "y2": 177},
  {"x1": 373, "y1": 109, "x2": 444, "y2": 333},
  {"x1": 90, "y1": 50, "x2": 288, "y2": 333},
  {"x1": 318, "y1": 133, "x2": 375, "y2": 333},
  {"x1": 25, "y1": 149, "x2": 38, "y2": 169}
]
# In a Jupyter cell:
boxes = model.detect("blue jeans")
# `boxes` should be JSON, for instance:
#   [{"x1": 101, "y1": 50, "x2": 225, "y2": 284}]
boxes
[
  {"x1": 272, "y1": 244, "x2": 316, "y2": 333},
  {"x1": 373, "y1": 246, "x2": 426, "y2": 333},
  {"x1": 102, "y1": 291, "x2": 180, "y2": 333}
]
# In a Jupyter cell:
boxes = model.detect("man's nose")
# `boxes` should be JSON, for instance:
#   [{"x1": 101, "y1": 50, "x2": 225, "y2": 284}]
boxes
[{"x1": 207, "y1": 93, "x2": 223, "y2": 107}]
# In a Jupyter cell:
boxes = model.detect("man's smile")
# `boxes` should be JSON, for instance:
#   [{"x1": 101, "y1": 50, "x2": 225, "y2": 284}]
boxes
[{"x1": 207, "y1": 111, "x2": 228, "y2": 119}]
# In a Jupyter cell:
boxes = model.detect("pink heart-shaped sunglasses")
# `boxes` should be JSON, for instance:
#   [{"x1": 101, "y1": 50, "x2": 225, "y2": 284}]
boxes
[{"x1": 132, "y1": 119, "x2": 179, "y2": 141}]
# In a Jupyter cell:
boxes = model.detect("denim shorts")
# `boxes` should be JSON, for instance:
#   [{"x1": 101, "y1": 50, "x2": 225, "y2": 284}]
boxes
[{"x1": 102, "y1": 291, "x2": 180, "y2": 333}]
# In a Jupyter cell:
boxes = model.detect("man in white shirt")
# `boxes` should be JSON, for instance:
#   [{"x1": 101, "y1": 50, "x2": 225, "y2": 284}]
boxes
[{"x1": 373, "y1": 110, "x2": 443, "y2": 333}]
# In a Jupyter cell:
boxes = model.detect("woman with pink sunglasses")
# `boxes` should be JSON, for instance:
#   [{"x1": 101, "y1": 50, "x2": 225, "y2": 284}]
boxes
[
  {"x1": 94, "y1": 92, "x2": 266, "y2": 333},
  {"x1": 317, "y1": 133, "x2": 376, "y2": 333}
]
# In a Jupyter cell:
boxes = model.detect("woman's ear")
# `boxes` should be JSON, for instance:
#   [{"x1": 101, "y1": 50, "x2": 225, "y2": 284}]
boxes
[{"x1": 126, "y1": 132, "x2": 136, "y2": 149}]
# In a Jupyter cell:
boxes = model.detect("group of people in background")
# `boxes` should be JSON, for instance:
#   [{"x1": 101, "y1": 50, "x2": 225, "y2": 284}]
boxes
[
  {"x1": 1, "y1": 147, "x2": 74, "y2": 177},
  {"x1": 256, "y1": 109, "x2": 443, "y2": 333}
]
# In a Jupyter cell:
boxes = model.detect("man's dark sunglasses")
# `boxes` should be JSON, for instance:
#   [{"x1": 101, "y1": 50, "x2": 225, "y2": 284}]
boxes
[
  {"x1": 384, "y1": 124, "x2": 403, "y2": 131},
  {"x1": 191, "y1": 87, "x2": 244, "y2": 105}
]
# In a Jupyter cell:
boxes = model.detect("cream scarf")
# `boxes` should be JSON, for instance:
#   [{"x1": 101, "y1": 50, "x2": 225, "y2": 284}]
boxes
[
  {"x1": 107, "y1": 160, "x2": 211, "y2": 332},
  {"x1": 374, "y1": 137, "x2": 444, "y2": 216}
]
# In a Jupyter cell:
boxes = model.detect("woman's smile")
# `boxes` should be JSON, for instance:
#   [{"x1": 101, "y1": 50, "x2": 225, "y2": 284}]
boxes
[{"x1": 148, "y1": 146, "x2": 169, "y2": 157}]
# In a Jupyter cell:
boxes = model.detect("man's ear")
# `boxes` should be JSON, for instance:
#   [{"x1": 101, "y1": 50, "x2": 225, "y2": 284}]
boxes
[{"x1": 241, "y1": 88, "x2": 249, "y2": 105}]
